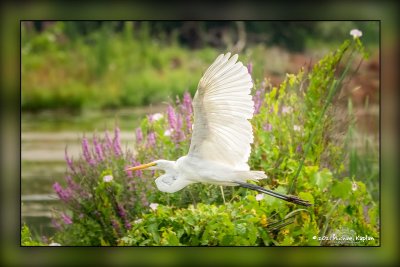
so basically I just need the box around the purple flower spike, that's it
[131,160,142,178]
[93,136,104,162]
[82,136,94,164]
[167,105,177,130]
[135,127,143,144]
[253,88,265,115]
[247,62,253,75]
[183,92,193,115]
[174,113,185,142]
[113,127,122,156]
[53,182,72,202]
[124,221,132,230]
[147,131,156,148]
[65,175,79,191]
[64,147,74,172]
[61,213,73,225]
[125,167,133,178]
[182,92,193,133]
[117,204,127,219]
[104,130,113,152]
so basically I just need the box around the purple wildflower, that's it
[253,88,265,114]
[263,123,273,132]
[78,162,86,176]
[125,166,133,178]
[53,182,72,202]
[167,104,185,143]
[135,127,143,144]
[167,105,177,130]
[64,147,74,172]
[173,113,185,142]
[64,175,79,191]
[93,135,104,162]
[124,221,132,230]
[104,130,113,151]
[182,92,193,133]
[117,204,127,219]
[131,160,142,178]
[113,127,122,156]
[61,213,73,225]
[51,218,62,230]
[247,62,253,75]
[296,145,302,153]
[147,131,156,148]
[82,136,95,165]
[182,92,193,115]
[147,114,154,124]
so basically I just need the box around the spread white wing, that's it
[188,53,254,171]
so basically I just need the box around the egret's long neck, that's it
[156,160,177,173]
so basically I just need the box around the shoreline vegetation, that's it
[22,21,379,246]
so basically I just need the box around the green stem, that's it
[288,49,356,195]
[321,199,341,243]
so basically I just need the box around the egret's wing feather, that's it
[188,53,254,170]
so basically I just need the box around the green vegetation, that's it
[22,37,379,246]
[21,224,46,246]
[21,21,378,111]
[22,22,217,111]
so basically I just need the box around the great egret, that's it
[127,53,311,207]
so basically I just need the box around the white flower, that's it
[352,181,358,191]
[164,129,173,136]
[256,194,264,201]
[293,125,301,131]
[103,175,113,182]
[350,29,362,39]
[152,113,163,121]
[149,203,159,211]
[49,242,61,246]
[134,219,143,224]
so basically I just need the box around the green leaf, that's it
[221,234,234,246]
[331,178,352,199]
[235,223,247,236]
[311,169,332,190]
[298,192,315,205]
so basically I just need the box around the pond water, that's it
[21,106,165,238]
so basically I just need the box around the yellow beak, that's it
[125,162,156,171]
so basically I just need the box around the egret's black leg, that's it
[266,216,296,232]
[235,181,312,207]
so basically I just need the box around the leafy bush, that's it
[21,224,46,246]
[50,37,378,246]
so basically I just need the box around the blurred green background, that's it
[21,21,379,112]
[0,0,398,266]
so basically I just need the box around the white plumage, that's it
[189,52,254,171]
[127,53,311,207]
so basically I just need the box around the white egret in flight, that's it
[127,53,310,206]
